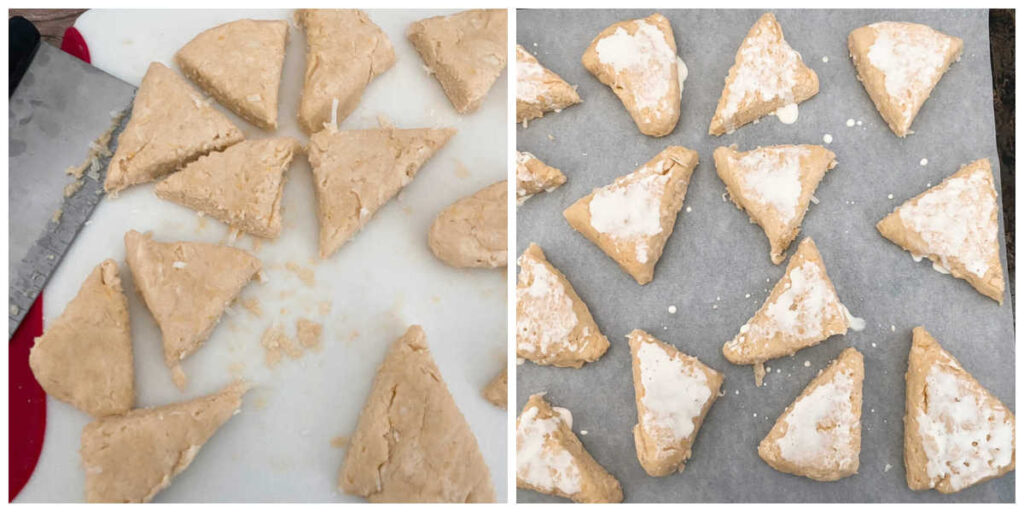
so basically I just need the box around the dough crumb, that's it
[318,300,332,315]
[296,318,323,351]
[285,262,316,286]
[241,298,263,317]
[261,325,302,367]
[454,160,470,179]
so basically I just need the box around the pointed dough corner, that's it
[482,367,507,409]
[516,45,581,124]
[516,151,567,204]
[428,180,508,268]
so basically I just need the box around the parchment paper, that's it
[516,9,1013,503]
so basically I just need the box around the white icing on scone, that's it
[517,404,583,495]
[721,19,803,124]
[588,163,669,265]
[516,254,580,359]
[595,20,677,119]
[867,22,952,122]
[637,340,711,451]
[734,146,810,224]
[776,369,858,470]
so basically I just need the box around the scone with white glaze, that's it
[517,45,581,125]
[516,151,566,204]
[759,347,863,481]
[428,181,507,268]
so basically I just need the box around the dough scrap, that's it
[516,44,581,124]
[428,180,507,268]
[482,367,507,409]
[516,151,566,205]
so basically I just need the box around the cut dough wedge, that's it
[308,126,455,259]
[175,19,289,129]
[155,137,302,238]
[709,13,818,136]
[516,243,610,368]
[408,9,508,114]
[582,13,682,137]
[105,62,244,193]
[904,327,1015,494]
[482,367,507,409]
[714,144,837,264]
[339,325,494,502]
[849,22,963,137]
[629,329,723,477]
[759,347,863,481]
[81,381,247,503]
[517,394,623,503]
[29,260,133,417]
[563,146,698,285]
[516,151,566,205]
[723,238,855,386]
[517,44,581,125]
[428,180,507,268]
[296,9,395,134]
[877,158,1003,303]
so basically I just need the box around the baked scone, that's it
[175,19,289,130]
[296,9,395,134]
[307,126,455,259]
[516,151,566,205]
[517,394,623,503]
[849,22,963,137]
[105,62,244,193]
[81,381,247,502]
[124,230,261,389]
[428,180,507,268]
[904,327,1015,494]
[155,137,302,238]
[28,260,133,417]
[408,9,508,114]
[563,146,698,285]
[723,238,855,386]
[516,243,610,368]
[629,329,723,477]
[581,13,682,137]
[758,347,863,481]
[482,367,507,409]
[709,13,818,136]
[877,158,1003,303]
[516,44,581,125]
[714,144,837,264]
[339,325,494,502]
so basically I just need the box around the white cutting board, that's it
[17,9,508,503]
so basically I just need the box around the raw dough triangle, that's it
[709,13,818,136]
[105,62,244,193]
[296,9,395,134]
[175,19,289,129]
[849,22,963,137]
[759,347,863,481]
[582,13,682,137]
[307,126,455,259]
[124,230,261,387]
[339,325,494,502]
[29,260,133,417]
[155,138,302,238]
[904,327,1015,494]
[877,158,1003,303]
[482,367,507,409]
[629,329,723,477]
[714,144,837,264]
[516,151,566,204]
[407,9,508,114]
[516,45,581,125]
[428,180,508,269]
[516,243,610,368]
[723,238,854,386]
[563,146,698,285]
[517,393,623,503]
[81,381,247,502]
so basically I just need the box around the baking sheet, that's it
[516,9,1013,503]
[16,9,507,503]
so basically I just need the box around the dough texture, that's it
[428,180,507,268]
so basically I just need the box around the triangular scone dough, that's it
[582,13,682,137]
[407,10,508,114]
[296,9,395,134]
[517,45,581,125]
[81,381,246,502]
[516,243,610,368]
[175,19,289,130]
[482,367,507,409]
[759,347,863,481]
[155,138,302,238]
[516,151,566,205]
[877,158,1003,303]
[723,238,854,386]
[124,230,260,387]
[714,144,837,264]
[517,394,623,503]
[709,13,818,136]
[105,62,244,193]
[428,181,508,268]
[904,327,1015,494]
[849,22,963,137]
[563,146,698,285]
[629,329,723,477]
[308,126,455,259]
[339,326,494,502]
[29,260,133,417]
